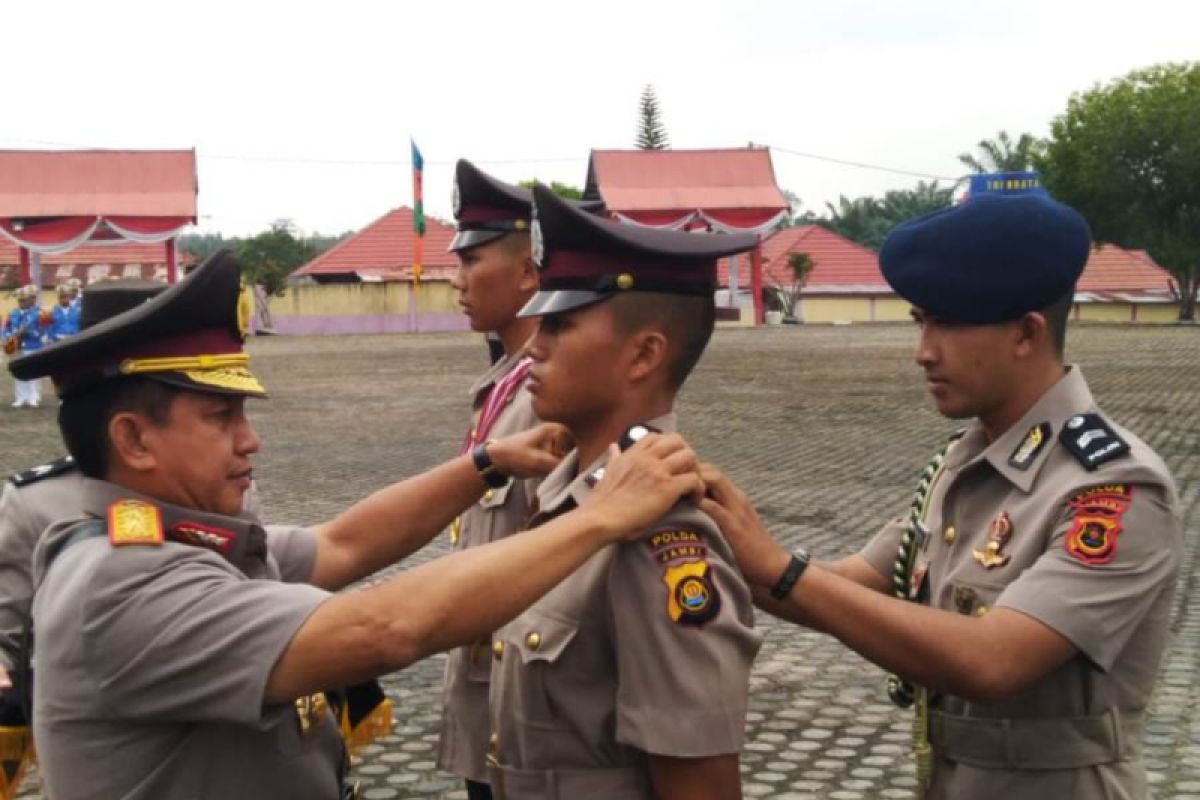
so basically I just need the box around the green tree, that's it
[819,181,954,250]
[1037,62,1200,321]
[958,130,1043,174]
[770,251,816,321]
[777,189,818,229]
[236,221,318,297]
[517,180,584,200]
[636,85,669,150]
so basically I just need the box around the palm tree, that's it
[958,131,1043,174]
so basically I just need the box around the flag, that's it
[411,140,425,285]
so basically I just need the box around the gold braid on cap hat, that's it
[118,353,250,375]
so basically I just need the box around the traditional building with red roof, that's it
[277,207,466,335]
[721,227,1181,324]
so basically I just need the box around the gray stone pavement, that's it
[3,323,1198,798]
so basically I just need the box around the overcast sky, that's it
[4,0,1196,236]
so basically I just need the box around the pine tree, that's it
[636,85,669,150]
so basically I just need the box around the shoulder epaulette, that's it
[1059,413,1130,471]
[8,455,77,488]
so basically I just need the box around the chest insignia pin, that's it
[972,511,1013,569]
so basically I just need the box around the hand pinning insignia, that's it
[1064,484,1133,565]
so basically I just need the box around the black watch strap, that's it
[472,440,510,489]
[769,550,810,599]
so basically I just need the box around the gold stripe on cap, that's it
[119,353,250,375]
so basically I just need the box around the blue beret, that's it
[880,193,1092,323]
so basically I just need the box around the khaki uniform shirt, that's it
[487,413,762,799]
[0,462,266,672]
[861,367,1182,800]
[31,478,341,800]
[438,350,541,783]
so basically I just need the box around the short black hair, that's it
[1041,289,1074,359]
[608,292,716,390]
[57,378,181,478]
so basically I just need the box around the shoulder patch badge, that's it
[1064,484,1133,565]
[107,499,164,547]
[662,560,721,627]
[8,455,76,487]
[1059,413,1129,471]
[1008,423,1052,470]
[649,529,721,626]
[646,529,709,565]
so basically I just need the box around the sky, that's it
[3,0,1197,237]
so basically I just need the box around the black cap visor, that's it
[517,289,612,318]
[449,229,508,253]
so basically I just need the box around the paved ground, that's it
[3,323,1198,799]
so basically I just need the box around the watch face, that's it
[531,218,545,269]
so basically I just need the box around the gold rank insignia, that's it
[972,511,1012,569]
[107,499,164,547]
[662,559,721,627]
[1007,422,1051,470]
[449,516,462,546]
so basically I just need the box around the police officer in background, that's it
[0,280,170,691]
[484,185,762,799]
[11,250,705,800]
[440,160,604,800]
[47,283,80,343]
[3,286,47,407]
[702,191,1182,799]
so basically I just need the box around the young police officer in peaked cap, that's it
[10,250,706,800]
[483,185,762,800]
[440,160,607,800]
[703,189,1182,799]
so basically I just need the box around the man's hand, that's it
[583,433,704,542]
[698,463,790,588]
[487,422,573,479]
[0,666,10,691]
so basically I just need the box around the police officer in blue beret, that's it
[702,190,1182,799]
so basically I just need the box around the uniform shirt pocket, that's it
[500,610,583,730]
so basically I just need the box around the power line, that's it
[769,145,961,182]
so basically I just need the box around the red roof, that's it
[1077,245,1173,292]
[291,208,459,281]
[0,240,183,288]
[0,150,197,219]
[720,225,885,291]
[584,148,787,228]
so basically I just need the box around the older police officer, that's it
[11,250,705,800]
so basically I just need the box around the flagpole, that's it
[411,139,425,334]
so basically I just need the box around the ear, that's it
[626,328,669,384]
[107,412,159,473]
[1014,312,1048,359]
[516,253,539,293]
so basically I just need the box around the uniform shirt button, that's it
[492,640,504,660]
[525,632,542,651]
[943,525,957,544]
[483,489,495,502]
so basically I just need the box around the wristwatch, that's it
[769,549,810,599]
[472,440,510,489]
